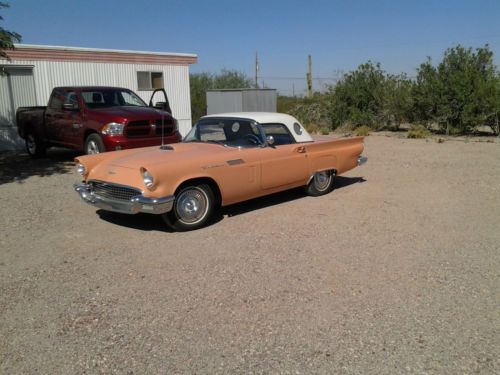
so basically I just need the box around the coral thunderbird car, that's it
[74,113,367,231]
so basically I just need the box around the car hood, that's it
[107,142,234,169]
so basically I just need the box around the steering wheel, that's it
[244,134,261,145]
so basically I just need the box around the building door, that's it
[0,66,37,150]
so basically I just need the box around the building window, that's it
[137,71,164,90]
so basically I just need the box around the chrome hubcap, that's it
[175,188,208,224]
[27,135,36,154]
[314,171,331,191]
[87,140,100,154]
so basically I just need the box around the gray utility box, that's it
[206,89,277,114]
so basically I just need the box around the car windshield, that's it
[184,118,264,148]
[81,89,147,108]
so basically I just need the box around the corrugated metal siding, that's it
[1,59,193,139]
[242,90,277,112]
[207,90,277,115]
[0,67,36,149]
[206,91,243,114]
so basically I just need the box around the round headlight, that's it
[142,169,154,188]
[77,164,86,176]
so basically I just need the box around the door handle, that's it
[295,146,306,153]
[72,123,82,129]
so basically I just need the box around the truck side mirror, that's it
[154,102,169,111]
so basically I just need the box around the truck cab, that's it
[17,86,181,157]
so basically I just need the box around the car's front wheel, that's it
[162,184,215,231]
[305,170,334,196]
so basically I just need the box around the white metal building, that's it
[207,89,277,115]
[0,44,197,150]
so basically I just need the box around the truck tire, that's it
[305,170,334,196]
[162,184,215,231]
[25,132,46,158]
[84,134,105,155]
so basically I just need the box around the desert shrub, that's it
[355,125,372,136]
[304,123,320,134]
[413,45,500,135]
[320,127,330,135]
[407,124,431,139]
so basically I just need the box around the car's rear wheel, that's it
[84,134,105,155]
[162,184,214,231]
[306,170,334,196]
[25,132,46,158]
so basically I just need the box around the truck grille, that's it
[126,120,151,137]
[90,180,141,201]
[154,119,173,135]
[125,119,174,138]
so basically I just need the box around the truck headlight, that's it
[77,164,86,176]
[142,168,154,189]
[102,122,125,135]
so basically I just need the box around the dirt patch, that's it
[0,136,499,373]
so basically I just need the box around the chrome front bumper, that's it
[358,156,368,166]
[74,183,174,215]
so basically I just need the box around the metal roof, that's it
[14,44,197,58]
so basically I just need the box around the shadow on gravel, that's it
[95,176,366,232]
[221,176,366,218]
[96,211,174,232]
[0,149,78,185]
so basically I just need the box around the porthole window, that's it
[231,122,240,133]
[293,122,303,135]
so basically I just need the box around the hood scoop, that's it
[159,145,174,151]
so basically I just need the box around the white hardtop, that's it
[201,112,313,143]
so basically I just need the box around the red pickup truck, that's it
[16,86,182,157]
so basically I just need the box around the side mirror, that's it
[266,135,275,146]
[154,101,169,111]
[63,103,79,111]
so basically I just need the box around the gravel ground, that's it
[0,135,499,374]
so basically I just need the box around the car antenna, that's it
[159,100,172,150]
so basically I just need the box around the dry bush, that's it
[408,124,431,139]
[355,125,372,136]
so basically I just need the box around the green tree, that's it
[384,73,414,128]
[0,2,21,59]
[190,69,254,122]
[414,45,500,135]
[327,61,389,130]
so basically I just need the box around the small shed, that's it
[0,44,197,150]
[206,88,277,115]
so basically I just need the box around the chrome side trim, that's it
[358,156,368,166]
[74,183,174,215]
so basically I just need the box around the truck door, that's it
[45,89,83,147]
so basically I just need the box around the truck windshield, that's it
[81,89,147,108]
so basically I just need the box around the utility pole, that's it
[306,55,313,97]
[255,51,259,88]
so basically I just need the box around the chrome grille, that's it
[90,181,141,201]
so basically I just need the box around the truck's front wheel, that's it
[84,134,105,155]
[25,132,46,158]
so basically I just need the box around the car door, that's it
[259,124,310,190]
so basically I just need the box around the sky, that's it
[3,0,500,95]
